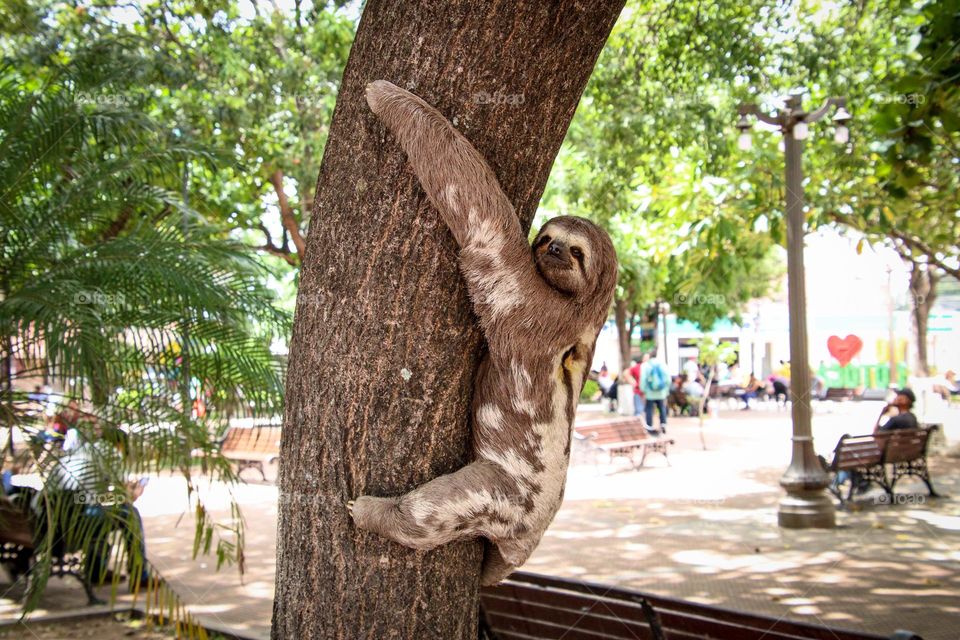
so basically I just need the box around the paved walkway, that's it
[4,401,959,639]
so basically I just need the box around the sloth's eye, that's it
[535,235,552,249]
[570,247,584,259]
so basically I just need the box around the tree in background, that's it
[692,337,738,449]
[540,0,786,361]
[1,0,355,283]
[836,0,958,375]
[724,0,958,376]
[0,40,286,609]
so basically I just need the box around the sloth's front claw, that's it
[365,80,396,115]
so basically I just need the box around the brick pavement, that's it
[3,402,958,639]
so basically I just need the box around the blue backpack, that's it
[645,363,668,392]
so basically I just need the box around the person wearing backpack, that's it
[640,351,670,435]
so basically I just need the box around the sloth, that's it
[349,80,618,586]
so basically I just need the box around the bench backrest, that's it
[574,418,649,445]
[831,427,935,470]
[481,572,900,640]
[878,427,933,465]
[824,387,856,401]
[0,498,33,547]
[831,434,885,470]
[858,388,889,402]
[221,427,281,453]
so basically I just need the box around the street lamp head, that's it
[832,106,852,124]
[792,120,809,141]
[736,112,753,151]
[834,124,850,144]
[832,105,851,145]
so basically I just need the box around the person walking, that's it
[641,352,670,434]
[627,355,648,418]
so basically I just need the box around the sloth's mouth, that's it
[538,252,571,269]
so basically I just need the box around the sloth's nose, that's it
[548,241,565,256]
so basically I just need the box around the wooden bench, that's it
[825,426,939,504]
[480,571,923,639]
[857,388,889,402]
[881,426,939,496]
[0,491,102,605]
[573,417,674,468]
[822,387,856,402]
[219,426,281,482]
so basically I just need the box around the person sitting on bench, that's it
[874,388,919,433]
[44,425,150,587]
[833,387,921,496]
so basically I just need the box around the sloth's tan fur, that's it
[350,80,618,585]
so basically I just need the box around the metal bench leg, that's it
[638,598,666,640]
[639,446,649,468]
[912,459,939,497]
[257,461,267,482]
[76,572,105,606]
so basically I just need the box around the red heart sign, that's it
[827,335,863,367]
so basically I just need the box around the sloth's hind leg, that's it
[481,542,522,586]
[350,460,520,551]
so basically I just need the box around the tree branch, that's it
[268,169,307,257]
[256,222,299,266]
[888,228,960,281]
[826,210,960,282]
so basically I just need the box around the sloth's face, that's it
[532,216,617,301]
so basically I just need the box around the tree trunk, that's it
[697,368,713,450]
[627,309,639,352]
[614,297,631,370]
[272,2,625,639]
[908,261,938,376]
[648,305,659,353]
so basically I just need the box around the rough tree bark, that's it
[908,261,938,376]
[614,297,631,370]
[272,2,625,639]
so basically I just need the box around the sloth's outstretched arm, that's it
[366,81,537,328]
[350,460,521,554]
[365,80,526,255]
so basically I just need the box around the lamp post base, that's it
[778,491,836,529]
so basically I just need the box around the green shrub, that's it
[581,379,600,402]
